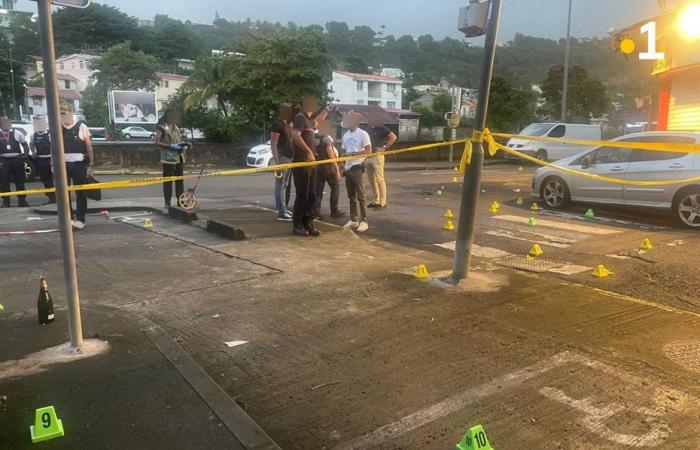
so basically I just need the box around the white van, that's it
[505,123,602,162]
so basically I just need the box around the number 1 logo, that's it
[639,21,665,61]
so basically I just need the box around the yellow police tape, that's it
[4,128,700,199]
[481,129,700,187]
[0,139,469,198]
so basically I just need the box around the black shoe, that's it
[293,225,309,237]
[305,224,321,237]
[330,210,346,218]
[367,203,381,208]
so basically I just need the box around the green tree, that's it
[0,38,25,117]
[541,65,608,121]
[136,15,203,60]
[183,55,240,116]
[7,13,40,63]
[487,76,534,133]
[53,3,137,54]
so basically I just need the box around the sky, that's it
[15,0,664,41]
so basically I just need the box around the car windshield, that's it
[518,123,554,137]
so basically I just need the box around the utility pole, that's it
[452,0,502,282]
[561,0,573,122]
[9,44,18,121]
[36,0,84,350]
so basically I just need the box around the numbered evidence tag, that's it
[29,405,65,443]
[456,424,494,450]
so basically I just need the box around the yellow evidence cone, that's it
[144,218,154,228]
[444,220,456,231]
[640,238,653,250]
[516,197,524,205]
[528,217,537,226]
[518,166,524,172]
[592,265,613,278]
[528,244,544,257]
[452,177,460,183]
[530,203,540,211]
[456,424,494,450]
[444,209,454,219]
[414,264,430,279]
[489,202,500,213]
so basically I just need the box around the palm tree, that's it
[183,56,239,117]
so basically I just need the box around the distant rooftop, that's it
[333,70,402,83]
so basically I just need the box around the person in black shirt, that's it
[30,116,55,204]
[271,103,294,221]
[366,122,397,209]
[290,95,335,237]
[0,116,30,208]
[313,119,344,219]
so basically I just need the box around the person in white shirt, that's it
[0,116,30,208]
[60,102,94,230]
[340,112,371,232]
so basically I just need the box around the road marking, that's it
[486,229,572,248]
[540,210,667,231]
[334,351,697,450]
[333,351,577,450]
[540,387,670,447]
[434,242,511,259]
[492,215,620,235]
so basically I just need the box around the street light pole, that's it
[452,0,502,282]
[8,44,18,121]
[561,0,573,122]
[36,0,84,350]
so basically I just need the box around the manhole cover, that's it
[663,340,700,373]
[495,255,565,273]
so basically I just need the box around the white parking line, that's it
[434,241,511,259]
[492,215,620,235]
[486,230,572,249]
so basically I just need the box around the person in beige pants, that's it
[366,122,397,209]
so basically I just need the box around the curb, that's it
[31,205,160,216]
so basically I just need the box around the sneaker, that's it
[344,220,360,228]
[293,225,309,236]
[277,211,293,222]
[72,220,86,230]
[305,224,321,237]
[330,210,347,218]
[356,221,369,233]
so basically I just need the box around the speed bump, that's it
[30,406,64,443]
[456,424,493,450]
[414,264,430,279]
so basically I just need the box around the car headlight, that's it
[259,147,271,154]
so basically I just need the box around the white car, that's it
[506,123,602,162]
[532,131,700,228]
[246,141,273,167]
[122,126,155,140]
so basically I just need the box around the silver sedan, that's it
[531,131,700,228]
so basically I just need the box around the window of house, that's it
[71,62,75,69]
[356,81,364,91]
[59,63,64,70]
[163,80,169,88]
[387,102,396,109]
[79,60,84,69]
[387,84,396,93]
[64,80,71,89]
[368,100,381,106]
[33,97,43,107]
[357,100,365,105]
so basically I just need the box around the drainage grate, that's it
[663,340,700,374]
[494,255,566,273]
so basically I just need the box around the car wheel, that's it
[24,160,37,181]
[673,187,700,229]
[535,149,548,162]
[124,134,131,139]
[541,176,570,209]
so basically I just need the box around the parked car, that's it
[532,131,700,228]
[246,141,273,167]
[183,128,204,140]
[89,127,109,141]
[121,126,155,140]
[506,123,602,162]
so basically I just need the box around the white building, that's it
[155,72,189,111]
[25,87,80,118]
[55,54,99,91]
[329,70,403,109]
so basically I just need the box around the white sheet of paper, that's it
[224,340,248,348]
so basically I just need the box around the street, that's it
[1,163,698,449]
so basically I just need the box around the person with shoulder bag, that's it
[155,109,187,213]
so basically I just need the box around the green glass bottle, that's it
[37,277,55,325]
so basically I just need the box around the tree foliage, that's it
[487,76,534,132]
[135,15,203,61]
[0,32,25,117]
[541,65,608,121]
[53,3,138,54]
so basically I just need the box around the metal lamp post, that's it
[561,0,573,122]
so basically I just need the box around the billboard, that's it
[108,90,158,124]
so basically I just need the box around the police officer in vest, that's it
[0,116,30,208]
[30,116,56,204]
[60,102,94,230]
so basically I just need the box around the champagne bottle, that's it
[37,277,55,325]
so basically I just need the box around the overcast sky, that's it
[16,0,663,41]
